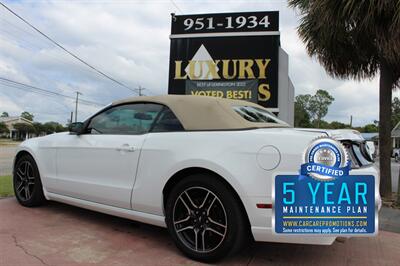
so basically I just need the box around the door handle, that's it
[116,144,135,152]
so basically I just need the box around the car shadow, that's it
[27,200,391,265]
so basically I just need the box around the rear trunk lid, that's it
[295,128,364,142]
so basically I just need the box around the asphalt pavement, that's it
[375,159,400,193]
[0,145,17,176]
[0,198,399,266]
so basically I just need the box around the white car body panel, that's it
[52,133,145,209]
[15,126,380,246]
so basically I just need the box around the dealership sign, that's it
[273,138,377,235]
[168,11,280,109]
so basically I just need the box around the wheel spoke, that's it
[174,215,190,225]
[184,191,198,209]
[16,183,24,193]
[24,187,30,199]
[23,162,28,175]
[194,229,198,251]
[206,217,226,238]
[198,191,210,209]
[208,217,227,230]
[176,225,194,233]
[205,227,225,237]
[27,164,33,176]
[206,197,217,215]
[16,171,24,181]
[17,168,25,179]
[178,196,191,215]
[201,230,206,251]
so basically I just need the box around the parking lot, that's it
[0,198,399,266]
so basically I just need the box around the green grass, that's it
[0,175,14,197]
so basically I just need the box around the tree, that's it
[363,124,379,133]
[0,122,8,134]
[13,123,35,133]
[317,120,330,129]
[21,111,34,121]
[294,94,312,127]
[294,90,334,128]
[42,122,66,134]
[289,0,400,198]
[1,112,9,117]
[329,121,349,129]
[13,123,35,140]
[32,122,45,136]
[308,90,335,127]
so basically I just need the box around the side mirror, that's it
[69,122,84,135]
[134,113,152,120]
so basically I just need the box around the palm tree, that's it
[288,0,400,198]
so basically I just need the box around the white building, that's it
[393,121,400,149]
[0,116,34,140]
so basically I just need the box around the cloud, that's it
[0,0,386,126]
[0,94,22,114]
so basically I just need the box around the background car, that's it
[13,95,379,261]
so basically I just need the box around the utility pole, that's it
[138,86,146,96]
[70,111,73,125]
[350,115,353,127]
[75,91,82,122]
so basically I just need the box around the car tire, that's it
[13,154,46,207]
[165,174,248,262]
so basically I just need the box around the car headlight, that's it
[341,140,374,168]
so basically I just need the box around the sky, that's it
[0,0,399,126]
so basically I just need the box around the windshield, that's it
[233,105,288,125]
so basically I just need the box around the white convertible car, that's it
[13,95,379,261]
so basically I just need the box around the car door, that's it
[54,103,164,209]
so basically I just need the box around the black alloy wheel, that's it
[166,174,248,262]
[13,155,46,207]
[173,186,228,253]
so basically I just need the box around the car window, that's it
[152,107,185,132]
[87,103,163,135]
[233,105,288,125]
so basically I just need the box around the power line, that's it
[0,77,105,107]
[0,82,102,108]
[0,24,131,91]
[170,0,183,14]
[0,77,104,106]
[0,2,140,94]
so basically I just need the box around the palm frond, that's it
[288,0,400,85]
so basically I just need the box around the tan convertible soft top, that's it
[112,95,288,130]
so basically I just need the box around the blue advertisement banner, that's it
[274,175,375,235]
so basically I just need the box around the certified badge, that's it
[301,137,350,181]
